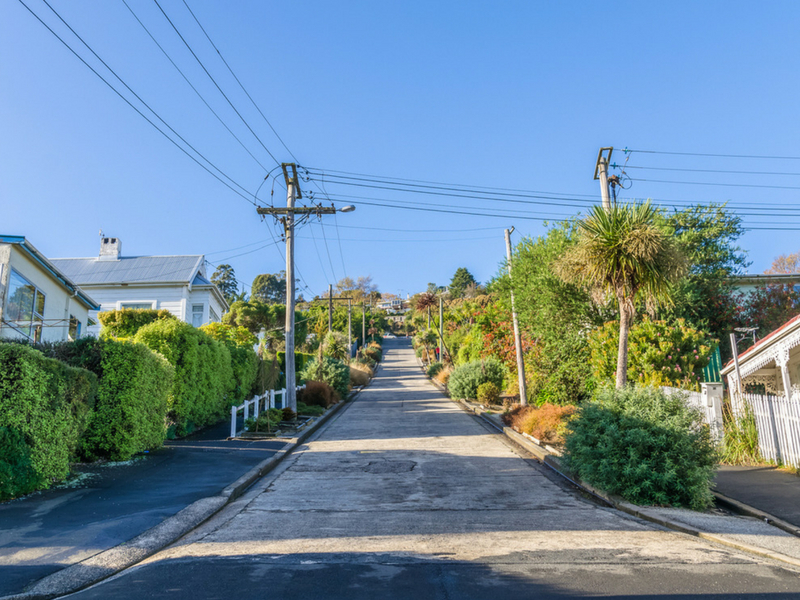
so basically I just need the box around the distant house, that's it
[0,235,99,343]
[731,273,800,296]
[51,237,227,337]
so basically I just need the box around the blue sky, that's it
[3,1,800,300]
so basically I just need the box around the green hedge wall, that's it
[134,319,233,435]
[0,344,97,496]
[277,351,315,382]
[80,340,174,461]
[98,308,177,339]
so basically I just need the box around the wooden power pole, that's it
[505,227,527,406]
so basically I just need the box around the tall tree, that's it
[449,268,477,299]
[766,251,800,274]
[210,264,239,304]
[251,272,286,304]
[660,203,749,357]
[557,202,685,388]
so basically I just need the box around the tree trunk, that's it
[616,300,633,389]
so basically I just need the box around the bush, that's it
[298,380,336,408]
[434,366,452,386]
[447,358,505,400]
[0,344,97,492]
[563,385,717,510]
[588,318,714,390]
[278,351,315,379]
[134,319,233,435]
[98,308,176,339]
[200,323,259,403]
[245,408,282,432]
[361,345,382,363]
[477,382,500,405]
[504,403,577,443]
[282,407,297,421]
[0,427,42,501]
[350,367,370,387]
[299,357,350,400]
[427,362,444,378]
[297,402,325,417]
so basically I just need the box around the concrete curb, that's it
[450,395,800,570]
[3,379,373,600]
[712,491,800,539]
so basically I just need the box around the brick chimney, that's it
[99,237,122,261]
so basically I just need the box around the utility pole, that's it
[593,147,613,211]
[505,227,528,406]
[256,163,355,412]
[328,284,333,332]
[439,295,444,362]
[362,302,366,348]
[347,299,352,358]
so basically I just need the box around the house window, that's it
[209,307,219,323]
[120,302,154,310]
[5,269,45,339]
[192,304,204,327]
[69,315,81,341]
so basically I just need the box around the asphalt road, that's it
[66,338,800,599]
[0,417,284,597]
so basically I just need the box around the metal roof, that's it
[50,255,204,285]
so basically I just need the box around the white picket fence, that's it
[661,383,724,442]
[229,385,306,438]
[734,392,800,468]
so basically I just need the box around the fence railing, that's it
[662,383,724,442]
[734,392,800,468]
[229,385,306,439]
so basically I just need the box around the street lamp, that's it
[339,205,356,213]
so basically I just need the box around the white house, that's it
[0,235,99,343]
[50,237,227,337]
[722,313,800,400]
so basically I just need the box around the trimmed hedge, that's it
[278,351,314,378]
[98,308,176,339]
[447,358,505,400]
[80,340,174,461]
[0,344,97,494]
[0,427,40,500]
[563,385,717,510]
[134,319,233,435]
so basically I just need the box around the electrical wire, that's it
[152,0,281,167]
[20,0,260,205]
[616,164,800,177]
[622,148,800,160]
[120,0,271,173]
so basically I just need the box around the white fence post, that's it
[230,405,237,439]
[701,383,724,442]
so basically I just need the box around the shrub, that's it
[447,358,505,400]
[477,382,500,405]
[282,407,297,421]
[134,319,233,435]
[435,365,452,386]
[245,408,282,432]
[98,308,176,339]
[299,357,350,400]
[504,403,577,443]
[719,401,762,465]
[0,344,97,491]
[277,351,315,379]
[323,332,349,360]
[563,385,717,510]
[297,402,325,417]
[200,323,259,403]
[588,318,714,390]
[361,345,382,363]
[351,360,374,378]
[0,427,42,501]
[298,380,336,408]
[81,340,174,460]
[350,367,370,387]
[427,362,444,378]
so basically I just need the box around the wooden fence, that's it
[734,392,800,468]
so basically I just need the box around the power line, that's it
[120,0,271,173]
[152,0,281,167]
[616,164,800,177]
[180,0,298,164]
[22,0,260,205]
[630,178,800,191]
[622,148,800,161]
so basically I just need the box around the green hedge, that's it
[0,344,97,495]
[278,351,314,378]
[134,319,233,435]
[563,385,717,510]
[447,358,505,400]
[80,340,174,461]
[98,308,176,339]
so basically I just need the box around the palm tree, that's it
[556,202,685,388]
[415,292,438,329]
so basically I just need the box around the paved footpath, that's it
[0,418,284,597]
[67,339,800,599]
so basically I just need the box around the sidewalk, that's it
[0,419,285,598]
[714,465,800,529]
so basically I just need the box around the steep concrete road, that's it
[68,338,800,599]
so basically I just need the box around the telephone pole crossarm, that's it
[256,206,336,216]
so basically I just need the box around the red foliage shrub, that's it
[298,380,336,408]
[502,403,577,444]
